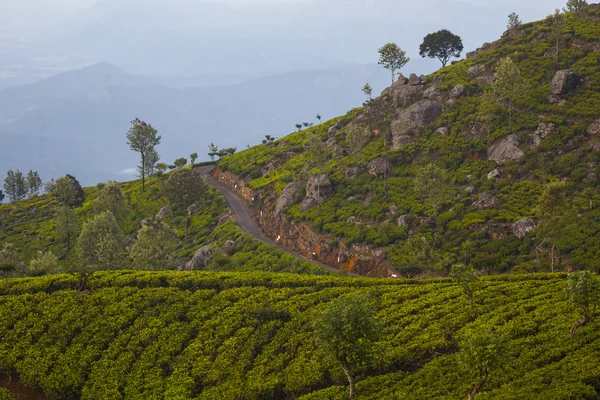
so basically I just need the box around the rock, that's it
[392,134,414,149]
[512,218,536,239]
[391,84,425,107]
[222,240,236,255]
[300,197,319,212]
[445,98,457,109]
[408,73,421,86]
[474,74,496,85]
[465,186,475,193]
[473,193,502,209]
[388,205,399,216]
[396,73,408,85]
[550,69,582,95]
[466,51,477,60]
[470,121,484,138]
[436,127,449,135]
[587,120,600,136]
[347,216,357,224]
[344,167,359,179]
[367,158,392,176]
[467,65,487,78]
[274,182,302,215]
[184,245,213,270]
[423,85,442,100]
[528,133,542,149]
[124,234,137,248]
[449,84,465,99]
[548,94,567,105]
[535,123,556,138]
[400,99,443,126]
[306,174,333,200]
[218,213,234,225]
[397,215,409,227]
[140,218,152,228]
[419,75,428,85]
[333,145,345,158]
[328,120,344,136]
[261,160,278,177]
[187,202,200,216]
[325,138,336,148]
[488,134,525,164]
[156,204,172,218]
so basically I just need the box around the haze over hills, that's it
[0,61,399,185]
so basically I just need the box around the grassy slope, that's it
[0,271,598,399]
[218,7,600,275]
[0,173,327,276]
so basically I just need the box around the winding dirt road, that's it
[196,166,341,274]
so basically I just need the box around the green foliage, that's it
[3,170,27,202]
[568,270,600,319]
[565,0,588,13]
[25,170,42,195]
[27,251,60,276]
[451,264,480,308]
[362,83,373,100]
[0,243,22,276]
[163,168,207,210]
[190,152,199,165]
[377,43,409,83]
[419,29,464,67]
[507,12,522,30]
[414,164,453,219]
[0,388,15,400]
[77,211,124,272]
[126,118,161,191]
[52,175,85,207]
[174,157,187,168]
[94,182,126,220]
[130,220,178,270]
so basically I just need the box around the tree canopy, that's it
[419,29,463,67]
[377,43,409,84]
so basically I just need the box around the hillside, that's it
[0,271,599,399]
[214,5,600,277]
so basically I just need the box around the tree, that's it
[44,179,56,194]
[451,264,479,308]
[130,219,178,270]
[163,168,207,210]
[208,143,219,161]
[26,170,42,195]
[95,182,126,220]
[3,170,27,202]
[346,125,370,166]
[547,9,565,64]
[378,42,410,84]
[0,190,4,203]
[492,57,521,133]
[536,182,567,271]
[460,329,507,400]
[303,122,310,128]
[190,152,198,165]
[0,243,21,275]
[28,251,59,276]
[77,211,124,271]
[419,29,463,68]
[362,83,373,100]
[507,12,522,30]
[314,293,380,398]
[414,164,453,221]
[55,206,78,252]
[565,0,588,12]
[316,114,322,123]
[295,123,303,132]
[126,118,161,193]
[142,147,160,178]
[52,175,85,208]
[174,157,188,168]
[568,271,600,336]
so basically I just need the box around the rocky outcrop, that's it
[488,134,525,164]
[588,120,600,136]
[423,85,443,101]
[367,158,392,176]
[512,218,536,239]
[550,69,582,95]
[391,83,424,107]
[397,215,409,227]
[222,240,236,255]
[218,213,234,225]
[156,204,171,218]
[473,193,502,210]
[300,197,319,213]
[306,174,333,200]
[535,123,556,138]
[261,160,278,177]
[468,65,487,78]
[274,182,302,215]
[183,245,213,270]
[344,167,359,179]
[449,84,465,99]
[468,64,495,84]
[328,120,344,136]
[391,100,443,149]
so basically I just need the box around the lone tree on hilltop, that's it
[190,152,198,165]
[362,83,373,100]
[174,157,188,169]
[295,123,303,132]
[314,293,380,398]
[208,143,219,161]
[3,170,27,202]
[26,170,42,195]
[419,29,464,67]
[316,114,322,123]
[568,270,600,336]
[565,0,588,12]
[126,118,161,193]
[507,12,522,31]
[378,42,409,84]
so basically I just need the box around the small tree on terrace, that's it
[174,158,188,168]
[130,219,178,270]
[190,152,198,165]
[507,12,522,31]
[419,29,464,67]
[314,293,380,398]
[378,42,410,84]
[55,206,78,252]
[77,211,124,273]
[126,118,161,193]
[208,143,219,161]
[492,57,521,133]
[451,264,479,308]
[568,270,600,336]
[95,182,126,220]
[26,170,42,195]
[460,329,507,400]
[362,83,373,100]
[565,0,588,12]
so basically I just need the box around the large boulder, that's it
[468,65,487,78]
[488,134,525,164]
[401,100,443,126]
[423,85,443,100]
[328,120,344,136]
[183,245,213,270]
[367,158,392,176]
[550,69,582,95]
[391,84,425,107]
[408,73,421,86]
[306,174,333,200]
[473,193,502,210]
[299,197,319,212]
[156,204,172,219]
[222,240,236,255]
[449,84,465,99]
[274,182,302,215]
[512,218,536,239]
[588,120,600,136]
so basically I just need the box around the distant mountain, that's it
[0,61,420,185]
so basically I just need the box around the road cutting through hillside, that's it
[196,166,350,275]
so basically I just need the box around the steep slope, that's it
[1,272,599,399]
[214,5,600,277]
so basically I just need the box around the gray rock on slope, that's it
[274,182,302,215]
[183,245,213,270]
[512,218,536,239]
[550,69,582,95]
[488,134,525,164]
